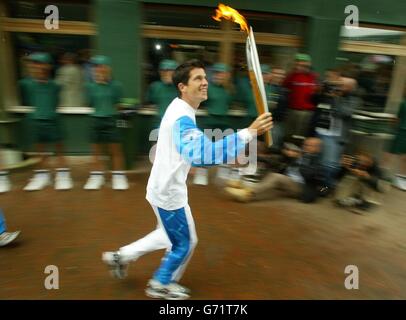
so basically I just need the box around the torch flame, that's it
[212,3,249,33]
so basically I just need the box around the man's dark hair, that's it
[172,59,205,97]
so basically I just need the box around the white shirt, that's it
[55,64,85,107]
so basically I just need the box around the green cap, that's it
[212,63,230,72]
[295,53,311,62]
[159,59,178,70]
[90,55,112,66]
[29,52,52,64]
[260,64,271,74]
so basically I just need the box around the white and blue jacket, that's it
[146,97,253,210]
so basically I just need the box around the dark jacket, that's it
[268,84,289,122]
[337,159,387,191]
[309,91,361,144]
[299,152,326,203]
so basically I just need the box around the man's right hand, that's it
[248,113,273,137]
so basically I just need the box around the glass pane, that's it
[231,43,298,111]
[6,0,92,22]
[234,43,299,71]
[243,13,305,37]
[143,3,305,37]
[143,4,218,29]
[341,26,406,45]
[143,38,220,97]
[12,33,93,79]
[336,51,395,112]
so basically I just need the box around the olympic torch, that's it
[213,3,273,146]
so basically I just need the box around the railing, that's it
[6,105,249,117]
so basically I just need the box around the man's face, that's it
[93,64,111,83]
[283,148,301,158]
[262,72,272,84]
[295,60,310,73]
[271,68,286,85]
[179,68,208,105]
[213,71,230,85]
[32,62,50,80]
[340,77,357,94]
[325,70,340,83]
[303,138,321,154]
[160,70,174,84]
[26,61,36,78]
[357,154,373,169]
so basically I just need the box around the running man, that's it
[102,59,273,300]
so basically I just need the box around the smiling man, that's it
[102,59,273,300]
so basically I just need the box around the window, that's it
[143,3,305,36]
[336,51,395,112]
[143,4,217,29]
[339,25,406,113]
[234,43,298,71]
[141,4,303,109]
[12,33,92,79]
[1,0,95,108]
[341,26,406,45]
[6,0,92,22]
[143,38,220,95]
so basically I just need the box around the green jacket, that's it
[86,80,122,117]
[235,76,257,118]
[19,78,61,120]
[146,81,178,118]
[205,82,232,116]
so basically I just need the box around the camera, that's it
[349,156,359,169]
[323,81,341,95]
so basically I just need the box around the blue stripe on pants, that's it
[153,207,191,285]
[0,209,6,234]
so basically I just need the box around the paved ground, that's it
[1,160,406,299]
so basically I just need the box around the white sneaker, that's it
[54,169,73,190]
[394,176,406,191]
[24,170,51,191]
[0,231,20,247]
[112,172,129,190]
[145,279,191,300]
[401,178,406,190]
[193,168,208,185]
[398,178,406,191]
[0,172,11,193]
[84,172,105,190]
[336,197,363,207]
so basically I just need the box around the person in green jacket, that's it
[205,63,233,131]
[191,63,234,186]
[19,52,73,191]
[235,64,272,131]
[235,71,257,127]
[84,55,128,190]
[145,59,178,121]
